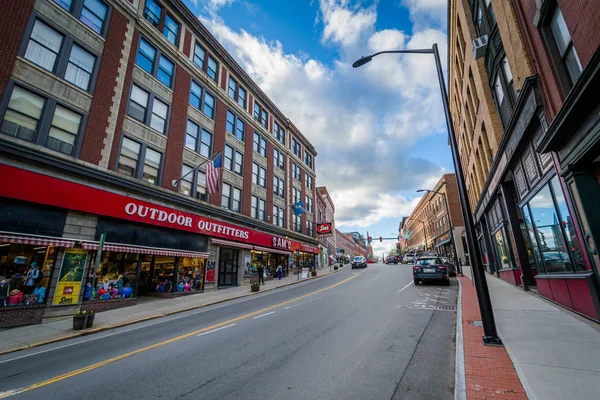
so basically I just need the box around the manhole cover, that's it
[434,305,456,311]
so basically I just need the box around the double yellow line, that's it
[0,272,361,398]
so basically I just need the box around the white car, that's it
[351,256,367,269]
[404,253,415,264]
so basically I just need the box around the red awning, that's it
[81,242,209,259]
[211,238,254,250]
[253,245,292,255]
[0,232,75,248]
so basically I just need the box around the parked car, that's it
[403,253,415,264]
[352,256,367,269]
[413,256,450,285]
[367,259,375,264]
[440,257,456,277]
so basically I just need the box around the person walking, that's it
[277,264,283,280]
[257,264,265,285]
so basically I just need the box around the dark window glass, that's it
[254,103,260,121]
[194,43,205,70]
[234,151,243,175]
[65,44,96,91]
[136,39,156,74]
[235,118,245,141]
[200,129,212,158]
[226,111,235,134]
[157,55,174,87]
[207,57,217,81]
[80,0,108,34]
[190,81,202,109]
[238,87,246,108]
[54,0,73,11]
[549,7,582,86]
[143,0,161,28]
[185,120,198,151]
[1,87,45,142]
[203,92,215,119]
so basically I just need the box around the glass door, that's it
[218,249,239,287]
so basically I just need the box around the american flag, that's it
[206,153,222,194]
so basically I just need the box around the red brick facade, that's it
[0,0,33,97]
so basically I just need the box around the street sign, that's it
[317,222,333,235]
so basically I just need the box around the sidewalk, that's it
[459,269,600,400]
[0,265,344,356]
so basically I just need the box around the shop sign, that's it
[53,248,87,306]
[272,236,292,250]
[1,164,320,254]
[316,223,333,235]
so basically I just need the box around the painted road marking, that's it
[253,311,275,319]
[0,271,362,399]
[372,274,379,280]
[196,324,236,337]
[284,304,299,310]
[398,281,413,293]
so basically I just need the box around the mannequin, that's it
[0,279,9,306]
[24,262,40,294]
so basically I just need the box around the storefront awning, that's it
[81,242,209,258]
[435,239,451,247]
[0,232,76,248]
[211,238,254,250]
[253,245,292,255]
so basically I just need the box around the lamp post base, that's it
[483,336,503,346]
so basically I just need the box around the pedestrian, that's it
[257,264,265,285]
[277,264,283,280]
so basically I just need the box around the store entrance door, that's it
[218,248,239,287]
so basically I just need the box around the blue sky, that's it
[186,0,452,257]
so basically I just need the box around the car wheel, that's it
[413,279,419,285]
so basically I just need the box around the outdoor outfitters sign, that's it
[0,164,319,254]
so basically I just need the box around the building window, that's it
[226,110,245,142]
[180,164,207,201]
[492,56,515,126]
[184,120,212,158]
[25,20,64,73]
[1,85,85,156]
[189,80,215,119]
[274,176,285,198]
[546,6,582,89]
[136,38,175,88]
[292,138,301,158]
[193,43,206,70]
[306,220,314,237]
[228,78,247,109]
[293,214,302,233]
[207,57,218,81]
[306,174,313,190]
[221,184,241,211]
[292,162,301,181]
[293,187,301,204]
[274,148,285,170]
[117,137,162,185]
[224,145,243,176]
[143,0,161,28]
[252,163,266,188]
[47,105,81,155]
[254,102,268,129]
[304,152,313,168]
[474,0,495,36]
[54,0,109,35]
[273,206,284,228]
[24,20,98,92]
[274,121,285,145]
[253,132,267,157]
[163,14,179,46]
[305,196,313,213]
[127,84,170,135]
[251,196,266,220]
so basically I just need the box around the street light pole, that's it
[353,44,501,345]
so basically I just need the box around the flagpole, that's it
[171,151,222,188]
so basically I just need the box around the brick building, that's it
[403,174,466,263]
[316,186,335,267]
[449,0,600,321]
[0,0,319,327]
[335,229,354,262]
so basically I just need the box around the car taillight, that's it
[413,266,419,271]
[438,265,446,271]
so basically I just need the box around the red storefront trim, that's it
[0,232,75,248]
[0,164,319,255]
[81,241,209,259]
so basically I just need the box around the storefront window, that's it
[522,206,543,270]
[151,255,176,293]
[251,251,271,276]
[528,184,572,273]
[294,252,315,272]
[87,252,138,300]
[493,228,513,269]
[550,177,585,271]
[177,257,205,291]
[0,243,54,305]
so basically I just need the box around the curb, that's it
[454,277,466,400]
[0,266,345,356]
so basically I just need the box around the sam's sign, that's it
[317,223,333,235]
[272,236,292,250]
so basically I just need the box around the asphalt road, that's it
[0,263,458,400]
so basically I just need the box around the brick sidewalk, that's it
[459,276,527,400]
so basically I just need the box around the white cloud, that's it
[319,0,377,48]
[401,0,447,28]
[197,1,448,228]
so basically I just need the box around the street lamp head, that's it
[416,189,427,193]
[352,55,373,68]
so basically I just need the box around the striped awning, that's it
[211,238,254,250]
[0,232,75,248]
[81,242,209,259]
[253,245,292,255]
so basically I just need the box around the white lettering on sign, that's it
[272,236,292,250]
[125,203,194,228]
[197,220,249,239]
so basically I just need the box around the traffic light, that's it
[368,236,372,243]
[379,236,382,242]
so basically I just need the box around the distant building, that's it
[335,229,355,261]
[316,186,336,267]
